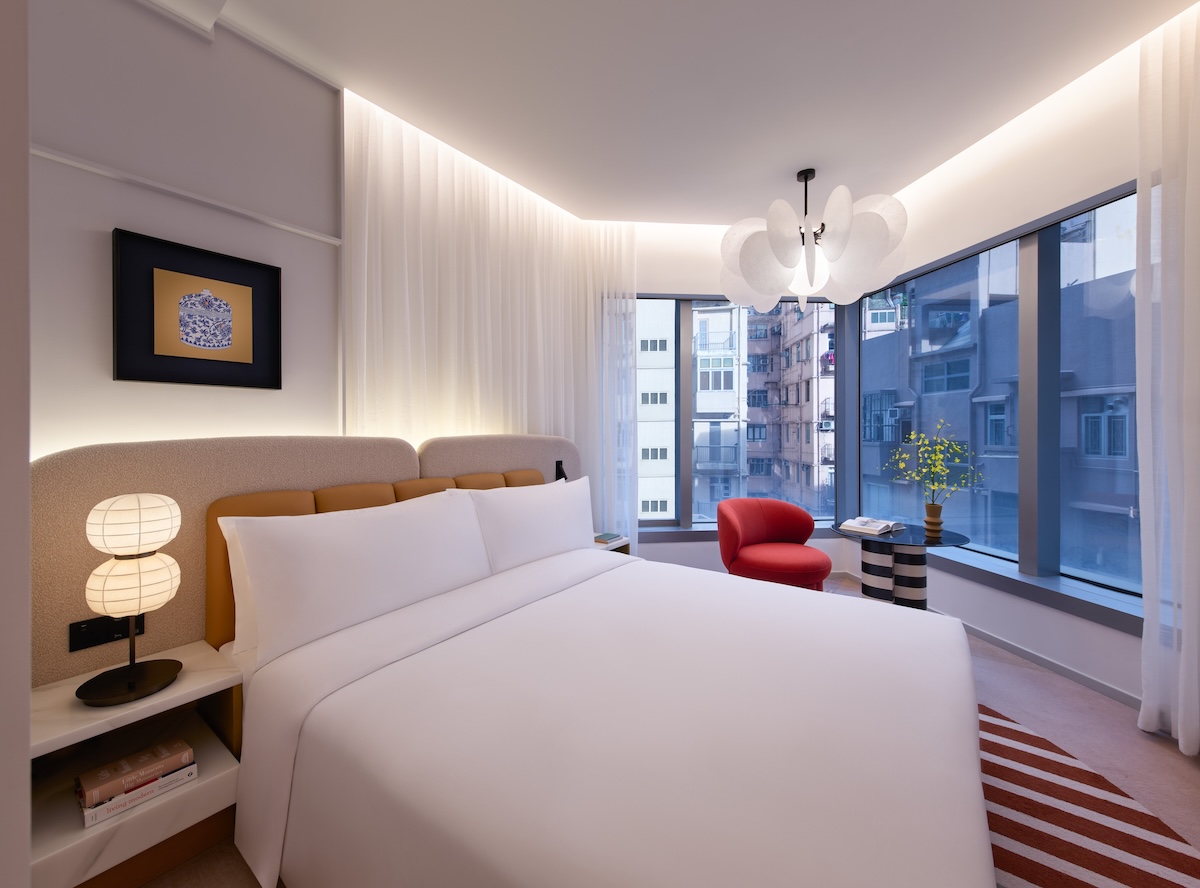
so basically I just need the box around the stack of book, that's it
[75,737,197,828]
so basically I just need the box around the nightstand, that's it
[595,535,631,555]
[31,641,242,888]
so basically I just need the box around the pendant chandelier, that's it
[720,168,907,312]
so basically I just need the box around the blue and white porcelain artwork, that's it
[178,289,233,349]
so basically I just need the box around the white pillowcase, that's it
[218,491,492,671]
[468,476,595,573]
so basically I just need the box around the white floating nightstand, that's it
[31,641,242,888]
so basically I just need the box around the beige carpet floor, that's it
[142,574,1200,888]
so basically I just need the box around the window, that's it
[986,402,1008,447]
[698,357,734,391]
[636,298,837,526]
[1059,196,1138,589]
[864,239,1018,561]
[861,392,897,443]
[641,447,668,460]
[922,359,971,393]
[639,338,668,352]
[641,391,669,405]
[860,191,1139,595]
[869,309,896,325]
[749,325,768,340]
[804,423,811,445]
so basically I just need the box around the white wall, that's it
[3,0,32,882]
[29,0,342,459]
[633,41,1146,701]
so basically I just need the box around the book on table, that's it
[76,737,194,808]
[839,516,906,535]
[79,762,198,827]
[594,531,622,544]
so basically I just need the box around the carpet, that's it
[979,705,1200,887]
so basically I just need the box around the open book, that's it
[839,516,905,535]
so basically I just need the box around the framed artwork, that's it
[112,229,282,388]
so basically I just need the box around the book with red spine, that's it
[75,737,194,808]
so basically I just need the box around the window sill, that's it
[638,524,1143,637]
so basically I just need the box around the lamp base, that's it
[75,659,182,707]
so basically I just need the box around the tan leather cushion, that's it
[503,469,545,487]
[315,483,397,513]
[205,490,316,649]
[452,472,506,490]
[394,477,456,501]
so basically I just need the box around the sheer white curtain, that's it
[342,91,639,544]
[1136,8,1200,756]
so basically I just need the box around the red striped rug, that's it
[979,704,1200,887]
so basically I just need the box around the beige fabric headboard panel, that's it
[418,434,581,485]
[31,436,420,687]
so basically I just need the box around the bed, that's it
[202,440,994,888]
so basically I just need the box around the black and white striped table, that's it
[832,526,969,610]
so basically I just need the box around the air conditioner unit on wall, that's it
[817,420,835,431]
[885,408,900,420]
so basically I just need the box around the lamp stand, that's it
[75,615,182,707]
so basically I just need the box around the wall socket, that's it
[69,614,145,652]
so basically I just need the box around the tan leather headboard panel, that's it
[205,490,318,650]
[452,472,506,490]
[314,483,397,513]
[503,469,544,487]
[394,477,456,501]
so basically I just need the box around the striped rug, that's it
[979,704,1200,887]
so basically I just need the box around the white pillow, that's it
[468,476,595,573]
[218,491,492,670]
[217,519,258,657]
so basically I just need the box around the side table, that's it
[832,525,969,610]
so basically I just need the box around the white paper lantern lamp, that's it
[76,494,184,706]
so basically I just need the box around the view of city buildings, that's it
[636,192,1139,593]
[635,298,837,524]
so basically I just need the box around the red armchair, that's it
[716,498,833,591]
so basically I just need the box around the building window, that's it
[922,359,971,393]
[748,458,772,475]
[987,402,1008,447]
[698,357,734,390]
[747,423,767,442]
[640,338,668,352]
[748,354,770,374]
[748,389,768,407]
[804,423,811,445]
[641,391,669,405]
[641,447,669,460]
[749,325,768,340]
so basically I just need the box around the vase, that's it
[923,502,943,540]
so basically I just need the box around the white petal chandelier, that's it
[720,168,907,312]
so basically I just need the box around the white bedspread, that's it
[235,550,993,888]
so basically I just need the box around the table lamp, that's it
[75,493,184,706]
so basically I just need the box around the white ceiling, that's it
[218,0,1195,225]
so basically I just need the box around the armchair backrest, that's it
[717,498,817,569]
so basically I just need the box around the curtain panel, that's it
[1136,9,1200,756]
[342,91,638,543]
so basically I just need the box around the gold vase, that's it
[923,502,943,540]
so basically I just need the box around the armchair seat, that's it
[717,498,832,591]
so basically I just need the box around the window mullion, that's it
[1017,229,1061,575]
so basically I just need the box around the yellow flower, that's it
[880,419,984,505]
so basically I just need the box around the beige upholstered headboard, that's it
[30,434,581,687]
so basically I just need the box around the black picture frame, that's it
[112,229,282,389]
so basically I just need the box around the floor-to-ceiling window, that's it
[635,297,836,526]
